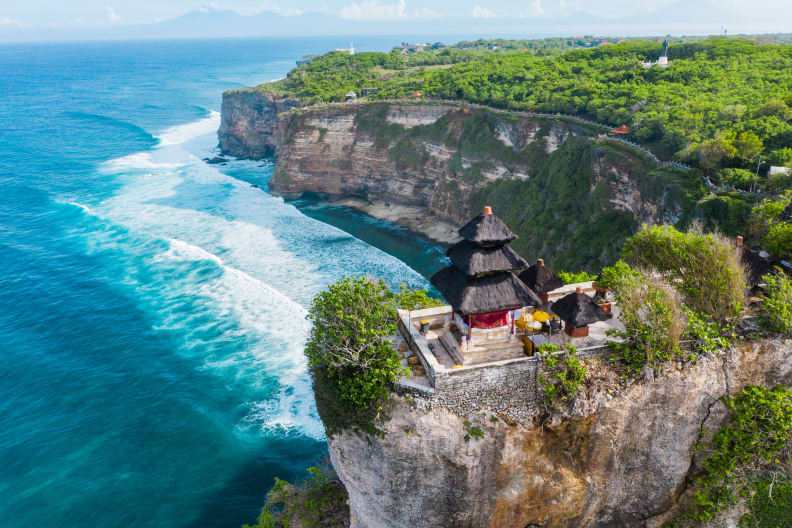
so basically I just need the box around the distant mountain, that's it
[613,0,737,26]
[0,1,784,43]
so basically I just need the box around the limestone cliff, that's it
[218,91,698,271]
[328,338,792,528]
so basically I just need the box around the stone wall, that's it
[396,308,543,423]
[434,357,541,423]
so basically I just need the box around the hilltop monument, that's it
[643,37,670,68]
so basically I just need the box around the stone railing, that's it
[286,98,692,171]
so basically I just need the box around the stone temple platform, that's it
[394,286,625,393]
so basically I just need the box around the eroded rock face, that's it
[328,339,792,528]
[217,93,689,267]
[218,90,298,159]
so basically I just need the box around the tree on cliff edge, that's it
[304,276,440,437]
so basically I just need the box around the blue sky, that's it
[2,0,791,29]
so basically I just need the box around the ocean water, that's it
[0,37,446,527]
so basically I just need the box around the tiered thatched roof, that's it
[518,259,564,295]
[458,208,517,246]
[447,240,529,277]
[431,266,541,315]
[551,287,608,328]
[431,206,540,315]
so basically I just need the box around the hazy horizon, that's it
[3,0,792,43]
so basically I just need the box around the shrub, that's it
[765,222,792,261]
[538,344,586,407]
[305,277,439,437]
[244,466,348,528]
[558,270,597,284]
[691,386,792,521]
[595,259,638,290]
[607,269,685,376]
[747,192,791,242]
[463,421,485,442]
[718,167,758,191]
[682,307,732,358]
[760,272,792,335]
[739,476,792,528]
[622,224,747,319]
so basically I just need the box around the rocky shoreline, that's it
[329,197,461,245]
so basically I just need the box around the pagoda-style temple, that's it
[431,207,541,360]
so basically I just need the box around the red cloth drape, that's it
[470,310,510,329]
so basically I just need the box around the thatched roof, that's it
[447,239,529,277]
[740,247,774,286]
[430,267,541,315]
[517,259,564,295]
[458,209,517,246]
[551,288,608,328]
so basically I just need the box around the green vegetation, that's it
[244,466,348,528]
[537,344,586,407]
[622,224,746,319]
[739,476,792,527]
[760,272,792,335]
[463,420,485,442]
[606,266,685,376]
[558,270,597,284]
[747,191,792,261]
[605,224,744,376]
[261,39,792,178]
[682,386,792,524]
[469,135,650,271]
[260,37,792,249]
[682,307,732,358]
[304,276,441,438]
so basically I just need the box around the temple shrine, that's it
[407,206,617,367]
[431,206,541,361]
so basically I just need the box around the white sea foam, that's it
[104,152,182,171]
[87,111,427,442]
[68,201,91,213]
[155,111,221,147]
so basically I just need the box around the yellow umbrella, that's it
[515,313,534,329]
[533,310,551,323]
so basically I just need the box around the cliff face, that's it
[218,92,695,270]
[218,90,298,159]
[328,339,792,528]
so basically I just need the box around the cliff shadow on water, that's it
[290,193,450,286]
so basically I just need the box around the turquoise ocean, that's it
[0,37,449,527]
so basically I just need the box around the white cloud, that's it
[0,17,23,27]
[413,7,442,17]
[261,2,303,16]
[528,0,545,15]
[105,7,122,24]
[340,0,407,20]
[471,5,496,18]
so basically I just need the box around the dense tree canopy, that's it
[258,38,792,177]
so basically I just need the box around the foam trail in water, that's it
[155,111,220,146]
[68,202,91,213]
[87,111,428,441]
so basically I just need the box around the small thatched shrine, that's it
[552,286,608,337]
[736,236,774,288]
[518,259,564,303]
[431,207,541,335]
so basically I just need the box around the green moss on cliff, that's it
[469,136,640,272]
